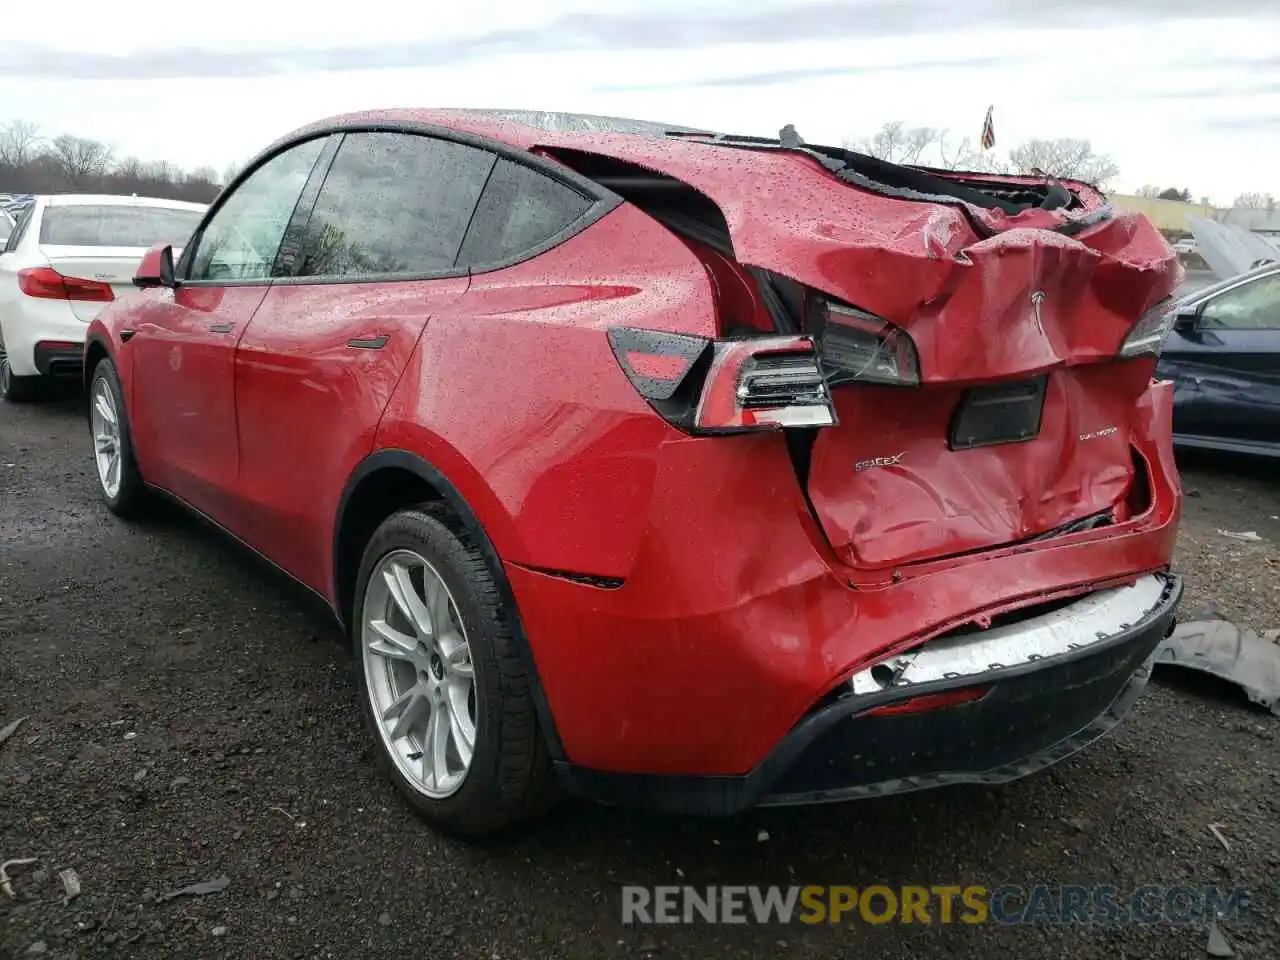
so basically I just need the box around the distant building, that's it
[1108,195,1217,233]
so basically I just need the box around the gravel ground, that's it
[2,394,1279,960]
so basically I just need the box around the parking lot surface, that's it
[3,395,1279,959]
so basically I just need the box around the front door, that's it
[129,135,335,518]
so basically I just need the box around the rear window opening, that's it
[538,147,807,336]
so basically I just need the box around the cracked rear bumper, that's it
[555,572,1182,815]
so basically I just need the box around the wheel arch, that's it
[332,448,566,761]
[83,332,113,393]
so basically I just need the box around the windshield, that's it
[39,204,203,248]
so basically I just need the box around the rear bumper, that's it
[556,572,1181,815]
[504,377,1182,778]
[0,299,85,377]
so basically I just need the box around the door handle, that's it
[210,323,234,334]
[347,335,388,350]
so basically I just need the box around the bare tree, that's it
[221,161,244,186]
[0,120,43,167]
[47,134,114,184]
[1006,138,1119,188]
[935,131,1008,173]
[1233,192,1277,211]
[847,121,940,165]
[1135,184,1162,198]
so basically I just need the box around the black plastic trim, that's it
[141,483,334,610]
[333,449,567,761]
[554,573,1182,815]
[32,341,83,377]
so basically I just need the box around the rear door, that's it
[128,136,335,516]
[230,130,491,591]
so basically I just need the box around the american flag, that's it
[980,106,995,151]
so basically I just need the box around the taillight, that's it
[817,299,919,387]
[607,327,837,434]
[1119,296,1177,358]
[17,266,114,302]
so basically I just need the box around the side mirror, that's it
[134,243,176,289]
[1173,309,1199,333]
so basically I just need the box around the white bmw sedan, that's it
[0,194,206,401]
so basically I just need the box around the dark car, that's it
[83,108,1182,837]
[1157,261,1280,458]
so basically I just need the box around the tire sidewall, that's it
[88,359,140,512]
[350,508,509,825]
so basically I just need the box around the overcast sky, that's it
[2,0,1278,203]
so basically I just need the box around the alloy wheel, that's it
[90,376,122,498]
[361,549,477,799]
[0,343,10,399]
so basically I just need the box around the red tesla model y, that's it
[83,109,1184,837]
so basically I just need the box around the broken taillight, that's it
[816,299,920,387]
[1118,296,1177,358]
[607,327,837,434]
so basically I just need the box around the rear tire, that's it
[351,503,556,838]
[87,358,151,518]
[0,343,41,403]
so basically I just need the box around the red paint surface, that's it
[86,109,1183,779]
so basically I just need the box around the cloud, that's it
[2,0,1273,80]
[1201,114,1280,131]
[593,56,1016,92]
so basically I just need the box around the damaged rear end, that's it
[450,113,1187,806]
[537,131,1183,580]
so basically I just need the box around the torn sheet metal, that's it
[1154,619,1280,715]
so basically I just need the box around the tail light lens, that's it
[817,300,919,386]
[608,327,837,434]
[1119,296,1177,358]
[17,266,114,302]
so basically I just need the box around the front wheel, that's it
[88,359,151,517]
[351,504,555,838]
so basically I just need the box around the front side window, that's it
[39,205,203,248]
[187,137,327,282]
[292,132,495,279]
[456,158,595,267]
[1201,273,1280,330]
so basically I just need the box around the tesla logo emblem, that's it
[855,452,904,472]
[1030,290,1047,335]
[94,273,112,280]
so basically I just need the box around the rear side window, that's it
[293,132,495,279]
[38,205,203,248]
[457,159,594,267]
